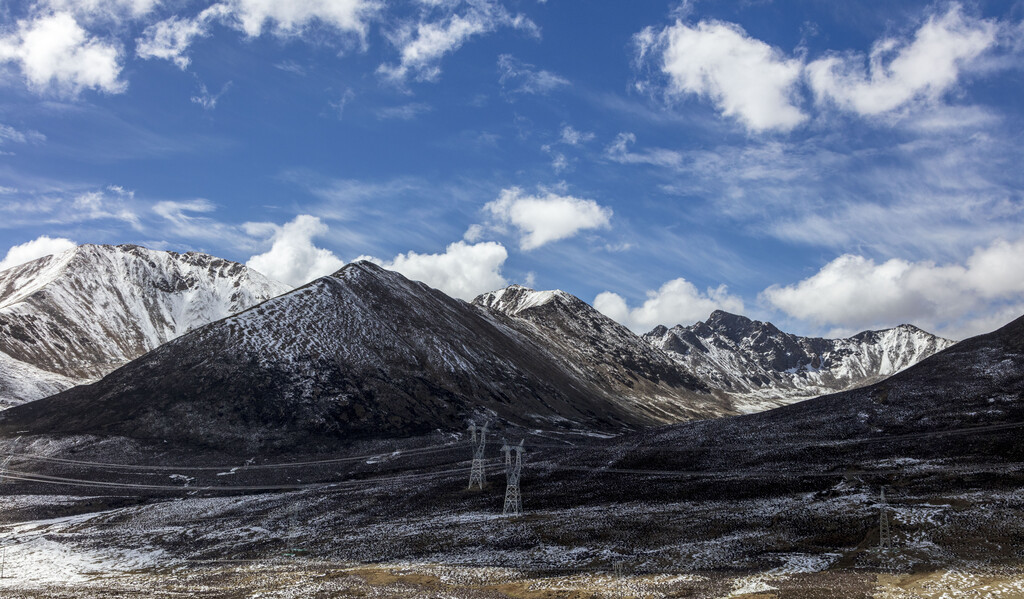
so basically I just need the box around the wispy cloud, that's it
[497,54,569,96]
[379,0,538,83]
[375,102,432,120]
[191,81,232,110]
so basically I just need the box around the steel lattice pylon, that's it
[502,440,523,517]
[879,486,892,551]
[467,421,488,490]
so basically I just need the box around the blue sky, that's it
[0,0,1022,340]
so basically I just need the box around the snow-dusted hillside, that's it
[474,285,725,421]
[644,310,955,413]
[0,244,290,407]
[1,263,731,448]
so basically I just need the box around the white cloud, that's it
[72,187,140,227]
[191,81,232,110]
[606,132,683,168]
[136,0,376,68]
[136,9,225,69]
[245,214,345,287]
[380,4,537,83]
[226,0,380,38]
[40,0,160,21]
[636,19,806,132]
[594,278,745,332]
[806,5,998,116]
[0,235,77,272]
[761,238,1024,339]
[559,125,594,146]
[497,54,569,95]
[0,123,45,145]
[0,12,125,96]
[550,152,568,173]
[360,240,508,300]
[480,187,613,251]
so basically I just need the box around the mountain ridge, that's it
[643,309,955,412]
[0,243,290,407]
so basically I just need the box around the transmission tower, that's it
[878,486,892,551]
[467,421,488,490]
[502,440,523,517]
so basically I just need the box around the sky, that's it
[0,0,1022,340]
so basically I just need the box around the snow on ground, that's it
[0,509,168,588]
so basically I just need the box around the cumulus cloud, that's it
[635,19,805,132]
[761,238,1024,339]
[245,215,345,287]
[0,12,125,96]
[360,240,508,300]
[806,5,998,116]
[479,187,613,251]
[497,54,569,95]
[380,3,537,83]
[594,278,745,332]
[0,235,77,272]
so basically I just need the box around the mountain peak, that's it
[472,284,572,316]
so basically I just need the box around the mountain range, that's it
[0,245,956,439]
[0,258,959,450]
[0,262,723,449]
[644,310,954,413]
[0,244,290,408]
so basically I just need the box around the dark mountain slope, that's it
[0,263,719,450]
[473,285,725,421]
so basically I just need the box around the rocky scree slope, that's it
[644,310,954,413]
[0,263,723,450]
[0,244,290,407]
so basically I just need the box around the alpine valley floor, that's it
[0,419,1021,598]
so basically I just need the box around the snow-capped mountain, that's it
[0,263,727,448]
[643,310,955,413]
[473,285,727,421]
[0,244,290,407]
